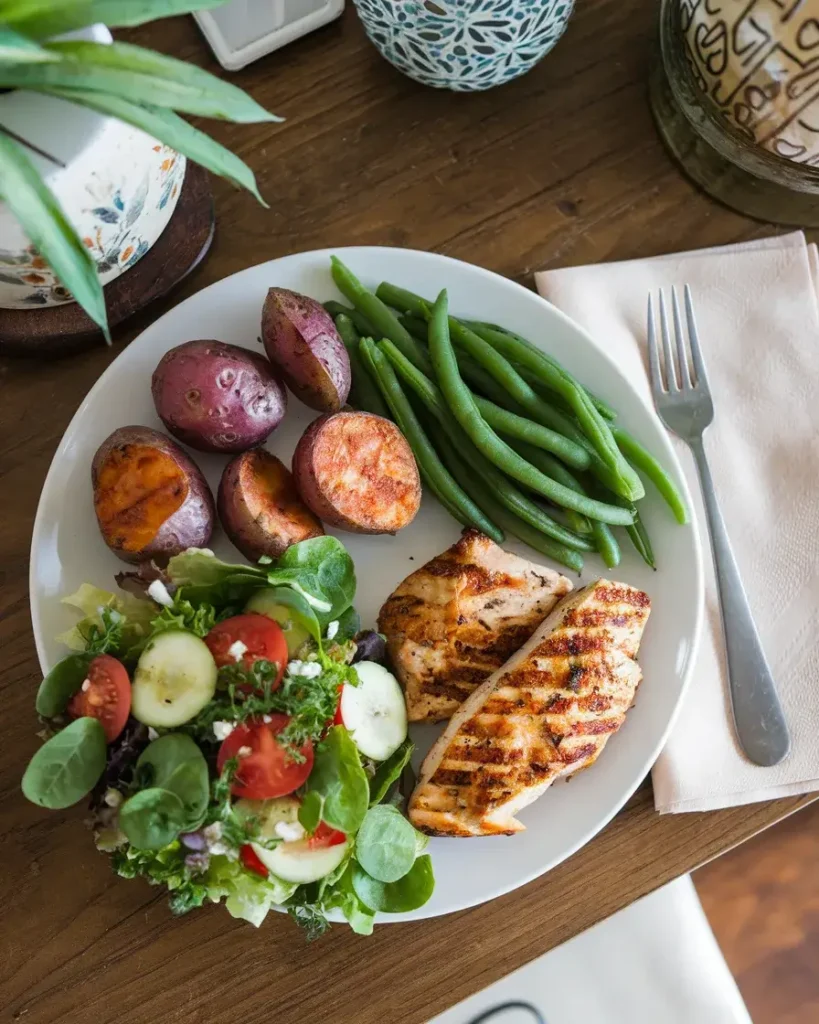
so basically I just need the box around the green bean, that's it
[323,300,379,339]
[398,313,515,408]
[434,433,584,573]
[334,315,390,419]
[424,291,634,526]
[377,282,634,493]
[398,311,599,456]
[472,396,590,470]
[330,257,434,375]
[506,439,620,566]
[464,320,617,421]
[610,427,689,525]
[599,488,656,569]
[502,438,591,533]
[377,282,427,317]
[358,337,504,543]
[379,341,595,553]
[463,322,642,500]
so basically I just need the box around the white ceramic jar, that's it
[0,25,186,309]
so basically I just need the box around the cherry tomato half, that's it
[308,821,346,850]
[217,715,313,800]
[205,614,288,691]
[240,844,268,878]
[67,653,131,743]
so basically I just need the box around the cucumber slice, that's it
[252,837,348,884]
[340,661,407,762]
[234,796,301,839]
[131,631,217,728]
[245,587,317,657]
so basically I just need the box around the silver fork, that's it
[647,287,790,767]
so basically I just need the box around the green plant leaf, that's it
[35,652,92,718]
[135,733,210,828]
[305,726,369,834]
[0,133,108,336]
[0,26,60,61]
[355,804,417,883]
[21,717,107,809]
[119,787,188,850]
[351,855,435,914]
[43,89,267,205]
[4,0,231,38]
[368,738,414,806]
[0,40,281,122]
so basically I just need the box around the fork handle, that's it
[690,438,790,766]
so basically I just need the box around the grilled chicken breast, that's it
[378,530,573,723]
[409,579,651,837]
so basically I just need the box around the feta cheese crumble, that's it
[286,659,322,679]
[212,720,235,741]
[81,679,91,692]
[274,821,306,842]
[237,745,253,757]
[228,639,248,662]
[147,580,174,608]
[326,620,339,640]
[147,727,160,741]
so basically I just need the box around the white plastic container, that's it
[195,0,345,71]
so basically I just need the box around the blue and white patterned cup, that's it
[353,0,574,92]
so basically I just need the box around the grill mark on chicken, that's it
[378,530,573,722]
[409,579,650,837]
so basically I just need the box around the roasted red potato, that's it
[292,411,421,534]
[261,288,351,412]
[92,426,215,564]
[218,448,324,561]
[151,340,287,453]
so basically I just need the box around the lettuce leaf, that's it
[56,583,156,655]
[206,856,296,928]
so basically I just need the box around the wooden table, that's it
[1,3,814,1022]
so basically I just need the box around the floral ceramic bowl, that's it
[0,25,185,310]
[353,0,574,91]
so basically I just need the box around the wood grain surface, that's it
[697,800,819,1024]
[1,3,814,1022]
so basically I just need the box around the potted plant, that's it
[0,0,279,339]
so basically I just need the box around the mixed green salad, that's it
[22,537,431,938]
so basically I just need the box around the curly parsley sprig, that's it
[183,652,358,758]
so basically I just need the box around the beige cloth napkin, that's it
[535,231,819,813]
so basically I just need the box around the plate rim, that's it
[28,244,704,921]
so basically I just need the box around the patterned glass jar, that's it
[352,0,575,92]
[650,0,819,225]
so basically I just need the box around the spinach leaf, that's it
[298,790,323,833]
[119,787,187,849]
[166,548,265,589]
[22,717,106,809]
[35,652,91,717]
[135,734,209,827]
[305,726,369,834]
[351,854,435,914]
[333,606,360,643]
[355,804,417,882]
[274,537,356,624]
[368,739,414,807]
[322,862,375,936]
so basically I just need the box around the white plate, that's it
[29,246,703,923]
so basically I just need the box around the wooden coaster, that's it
[0,163,215,357]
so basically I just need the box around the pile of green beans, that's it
[328,256,689,572]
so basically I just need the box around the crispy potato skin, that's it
[292,411,421,534]
[261,288,351,412]
[151,340,287,453]
[218,448,324,561]
[91,425,215,565]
